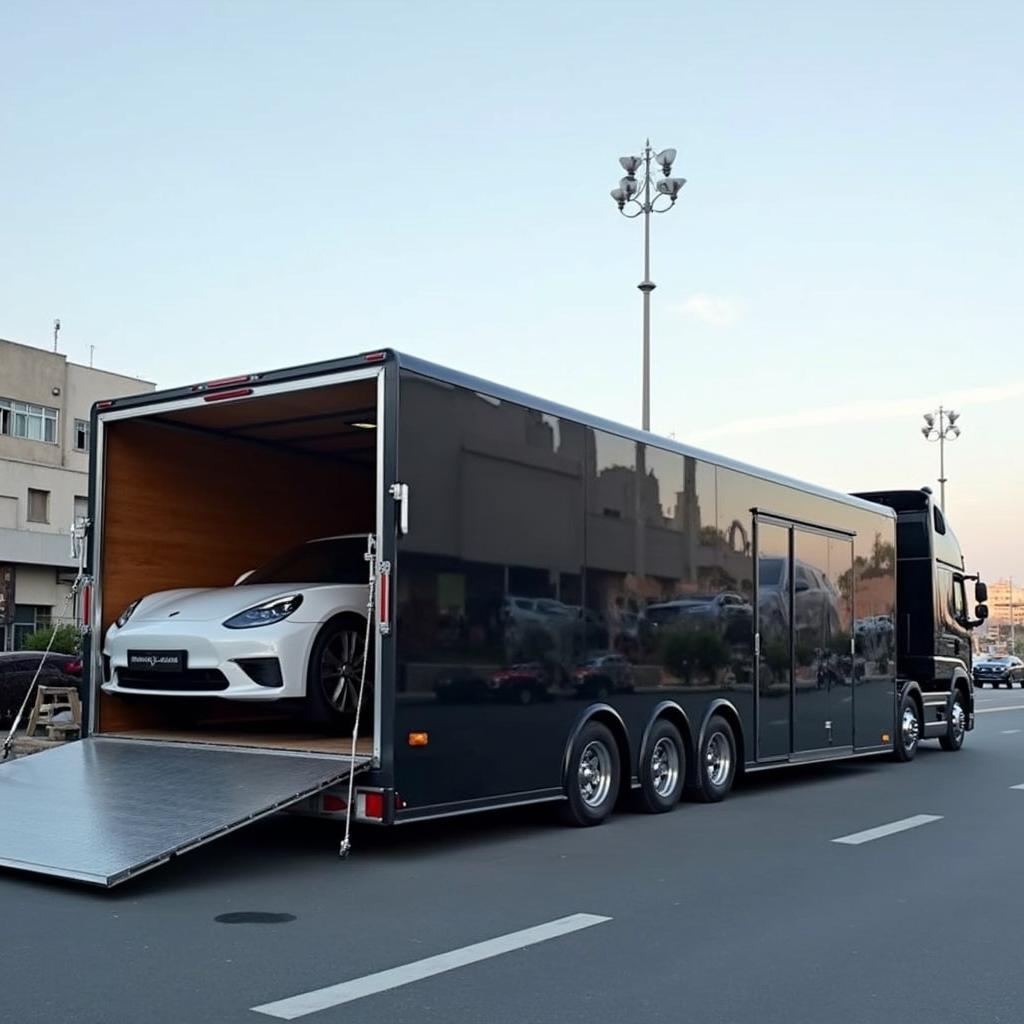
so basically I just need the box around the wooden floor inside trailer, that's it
[104,728,373,757]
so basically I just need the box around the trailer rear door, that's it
[0,738,367,887]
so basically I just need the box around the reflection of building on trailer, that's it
[0,351,977,888]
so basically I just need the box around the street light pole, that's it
[921,406,961,512]
[611,141,685,432]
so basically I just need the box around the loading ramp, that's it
[0,737,368,887]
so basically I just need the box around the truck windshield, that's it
[243,536,369,585]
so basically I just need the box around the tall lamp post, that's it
[921,406,961,512]
[610,141,686,431]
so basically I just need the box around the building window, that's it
[0,397,58,444]
[74,418,90,452]
[27,488,50,524]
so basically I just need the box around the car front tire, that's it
[305,614,373,729]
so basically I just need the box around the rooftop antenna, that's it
[53,318,61,352]
[89,344,95,368]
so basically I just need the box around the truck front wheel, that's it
[894,692,920,762]
[939,692,967,752]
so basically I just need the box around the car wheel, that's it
[894,691,920,762]
[305,614,373,728]
[560,720,620,826]
[939,692,967,752]
[690,715,737,803]
[636,719,686,813]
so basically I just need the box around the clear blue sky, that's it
[2,1,1021,582]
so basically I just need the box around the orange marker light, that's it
[408,732,429,747]
[882,733,891,743]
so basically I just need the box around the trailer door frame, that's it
[89,365,387,766]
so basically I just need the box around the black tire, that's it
[893,690,920,762]
[690,715,737,803]
[636,719,686,813]
[560,720,621,826]
[939,689,967,752]
[304,614,373,728]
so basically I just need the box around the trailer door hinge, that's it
[389,482,409,535]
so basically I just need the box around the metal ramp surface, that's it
[0,737,368,887]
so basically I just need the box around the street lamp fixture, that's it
[610,139,685,431]
[921,406,961,512]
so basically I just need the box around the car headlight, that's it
[116,599,142,628]
[223,594,303,629]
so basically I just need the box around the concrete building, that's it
[0,337,154,650]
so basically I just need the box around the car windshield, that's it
[243,537,369,585]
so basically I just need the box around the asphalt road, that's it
[4,689,1024,1024]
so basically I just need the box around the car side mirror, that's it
[795,580,809,593]
[234,569,255,586]
[975,581,988,603]
[975,603,989,621]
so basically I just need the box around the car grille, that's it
[116,669,229,691]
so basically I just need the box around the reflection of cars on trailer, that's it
[572,652,634,697]
[643,594,751,634]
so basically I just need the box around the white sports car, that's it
[103,534,372,722]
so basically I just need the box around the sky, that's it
[1,1,1021,583]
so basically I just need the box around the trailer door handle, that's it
[389,482,409,535]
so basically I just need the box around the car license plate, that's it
[127,650,187,672]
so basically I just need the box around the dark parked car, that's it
[973,655,1024,688]
[572,652,634,698]
[0,651,81,725]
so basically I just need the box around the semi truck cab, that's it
[855,487,988,737]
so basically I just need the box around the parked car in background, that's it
[0,651,82,725]
[973,655,1024,688]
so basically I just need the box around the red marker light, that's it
[363,351,387,362]
[81,584,92,627]
[379,571,390,628]
[97,400,114,409]
[322,793,347,813]
[203,387,253,402]
[362,791,385,819]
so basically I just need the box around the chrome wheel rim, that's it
[321,628,366,712]
[650,737,680,798]
[951,701,966,744]
[578,740,613,808]
[705,731,731,788]
[901,705,919,751]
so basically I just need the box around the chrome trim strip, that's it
[394,789,564,824]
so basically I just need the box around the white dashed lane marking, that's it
[832,815,943,846]
[251,913,612,1019]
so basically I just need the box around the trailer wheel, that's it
[939,692,967,752]
[691,715,737,803]
[636,719,686,813]
[305,614,373,729]
[561,720,620,826]
[893,691,920,762]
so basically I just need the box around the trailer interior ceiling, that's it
[96,376,378,754]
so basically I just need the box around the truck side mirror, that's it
[975,603,989,621]
[975,581,988,603]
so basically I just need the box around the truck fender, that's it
[561,703,633,789]
[898,678,923,709]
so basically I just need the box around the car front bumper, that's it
[103,618,316,700]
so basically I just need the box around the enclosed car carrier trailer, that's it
[0,350,988,886]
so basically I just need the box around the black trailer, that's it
[0,350,982,886]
